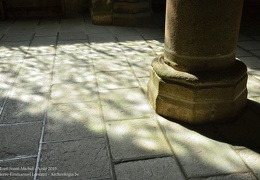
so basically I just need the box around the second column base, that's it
[147,55,248,124]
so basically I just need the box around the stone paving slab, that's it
[238,149,260,179]
[51,83,98,103]
[115,157,185,180]
[53,64,95,84]
[0,95,47,124]
[54,53,92,65]
[189,173,257,180]
[106,118,172,161]
[0,14,259,180]
[96,70,139,90]
[39,139,112,180]
[0,122,42,160]
[158,116,249,178]
[0,157,37,180]
[100,88,154,121]
[45,102,104,142]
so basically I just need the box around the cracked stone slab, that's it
[100,88,154,121]
[106,118,172,161]
[158,116,249,178]
[45,102,104,142]
[39,139,111,180]
[115,157,185,180]
[0,122,42,160]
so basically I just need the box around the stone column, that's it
[147,0,248,124]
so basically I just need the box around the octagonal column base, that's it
[147,55,248,124]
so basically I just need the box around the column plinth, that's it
[147,0,248,124]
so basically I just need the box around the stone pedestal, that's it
[147,0,248,124]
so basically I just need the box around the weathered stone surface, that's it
[100,88,154,121]
[0,95,47,123]
[190,173,257,180]
[50,83,98,103]
[106,118,172,161]
[39,139,111,179]
[238,149,260,179]
[115,157,185,180]
[0,122,42,160]
[0,157,37,180]
[147,56,248,124]
[164,0,244,72]
[158,116,249,178]
[45,102,104,142]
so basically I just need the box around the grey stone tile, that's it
[237,56,260,69]
[248,69,260,81]
[0,41,30,57]
[45,102,104,142]
[86,25,112,35]
[30,36,57,46]
[238,41,260,50]
[107,118,172,161]
[11,73,51,95]
[130,60,152,77]
[96,70,139,90]
[91,44,123,58]
[190,173,257,180]
[252,35,260,41]
[238,34,254,41]
[250,49,260,57]
[0,94,47,124]
[35,25,60,37]
[1,33,33,42]
[51,83,98,103]
[100,88,154,121]
[146,39,164,55]
[55,53,92,65]
[59,31,88,41]
[215,108,260,148]
[158,116,248,178]
[238,149,260,179]
[27,46,56,56]
[136,28,164,40]
[110,27,139,36]
[247,75,260,98]
[0,122,42,159]
[56,40,90,55]
[60,24,86,33]
[0,63,20,84]
[53,64,95,83]
[115,157,185,180]
[124,51,156,63]
[39,139,111,179]
[88,34,116,43]
[93,55,131,72]
[0,55,24,63]
[19,58,53,76]
[236,47,252,57]
[117,35,145,43]
[138,77,149,93]
[0,157,37,180]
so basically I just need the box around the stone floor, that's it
[0,14,260,180]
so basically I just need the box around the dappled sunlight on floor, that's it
[0,15,259,179]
